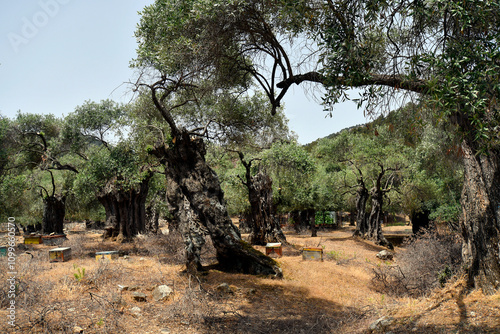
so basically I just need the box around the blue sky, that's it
[0,0,368,144]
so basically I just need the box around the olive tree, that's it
[65,100,155,242]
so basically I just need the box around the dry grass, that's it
[1,225,499,333]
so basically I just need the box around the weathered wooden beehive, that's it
[24,235,42,244]
[95,251,119,261]
[49,247,71,262]
[302,247,323,261]
[265,243,283,257]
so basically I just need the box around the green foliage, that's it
[73,264,86,282]
[0,172,42,225]
[74,144,145,200]
[310,105,463,224]
[262,141,316,211]
[62,99,126,151]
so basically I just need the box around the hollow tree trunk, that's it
[98,175,151,243]
[410,207,431,235]
[460,139,500,294]
[353,184,369,237]
[367,187,393,249]
[154,133,281,276]
[247,171,286,245]
[42,195,65,234]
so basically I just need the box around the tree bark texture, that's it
[247,171,287,245]
[367,187,393,249]
[145,203,160,234]
[165,173,207,272]
[238,212,252,234]
[42,195,65,234]
[309,209,317,237]
[460,140,500,294]
[155,133,281,277]
[353,184,369,237]
[98,175,151,243]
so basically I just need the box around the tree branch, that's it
[276,72,429,95]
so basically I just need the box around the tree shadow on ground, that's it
[375,281,500,334]
[194,272,373,334]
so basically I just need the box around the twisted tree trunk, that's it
[367,188,393,249]
[247,171,286,245]
[353,183,369,237]
[98,174,151,243]
[460,139,500,294]
[153,132,281,276]
[42,195,65,234]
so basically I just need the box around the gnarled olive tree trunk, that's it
[367,186,393,249]
[154,132,281,276]
[42,195,65,234]
[353,183,369,237]
[460,140,500,294]
[247,171,287,245]
[98,174,151,243]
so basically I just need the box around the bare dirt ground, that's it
[1,224,499,333]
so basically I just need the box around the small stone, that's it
[153,285,173,301]
[73,326,84,333]
[130,306,141,314]
[216,283,233,294]
[216,283,238,294]
[369,316,394,331]
[67,308,75,312]
[180,320,190,325]
[132,292,147,302]
[376,250,394,260]
[118,284,129,292]
[129,285,140,291]
[160,328,170,334]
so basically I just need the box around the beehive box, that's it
[95,251,119,261]
[24,235,42,244]
[0,246,6,257]
[265,243,283,257]
[49,247,71,262]
[302,247,323,261]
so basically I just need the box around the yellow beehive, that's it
[302,247,323,261]
[95,251,119,261]
[24,235,42,244]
